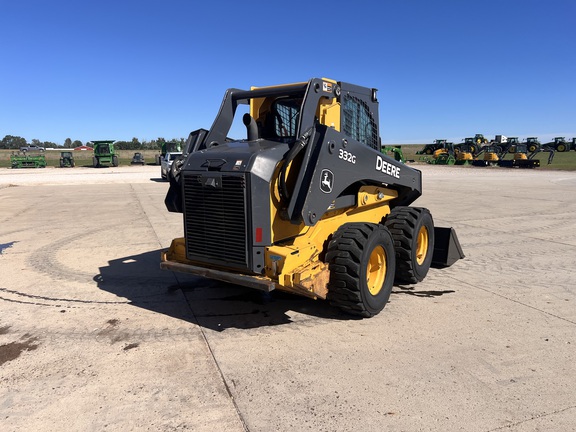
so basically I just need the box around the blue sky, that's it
[1,0,574,145]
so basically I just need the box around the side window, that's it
[342,95,379,150]
[273,98,300,138]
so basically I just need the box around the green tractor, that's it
[131,152,146,165]
[460,135,487,154]
[470,133,488,145]
[524,137,541,153]
[416,139,450,155]
[59,151,75,168]
[155,141,182,165]
[449,134,488,155]
[90,140,118,167]
[545,137,569,152]
[381,145,406,163]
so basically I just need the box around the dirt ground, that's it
[1,164,575,432]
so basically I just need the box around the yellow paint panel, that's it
[318,98,341,131]
[265,186,398,295]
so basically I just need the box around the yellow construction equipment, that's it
[162,79,464,317]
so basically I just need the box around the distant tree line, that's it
[0,135,185,150]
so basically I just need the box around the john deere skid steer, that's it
[161,78,464,317]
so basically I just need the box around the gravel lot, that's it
[1,164,575,431]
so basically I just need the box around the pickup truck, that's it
[161,152,182,179]
[20,144,45,153]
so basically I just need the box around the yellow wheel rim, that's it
[416,226,429,266]
[367,245,387,296]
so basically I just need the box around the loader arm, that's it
[284,124,422,225]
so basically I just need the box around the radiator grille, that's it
[183,173,248,268]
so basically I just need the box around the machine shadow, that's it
[95,249,349,332]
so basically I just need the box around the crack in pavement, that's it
[450,276,576,326]
[179,282,250,432]
[486,404,576,431]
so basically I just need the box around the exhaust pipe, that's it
[243,113,258,141]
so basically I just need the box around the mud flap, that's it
[432,227,465,268]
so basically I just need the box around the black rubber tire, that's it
[93,157,98,168]
[169,155,185,182]
[384,207,435,284]
[325,223,395,318]
[112,155,119,167]
[557,144,567,152]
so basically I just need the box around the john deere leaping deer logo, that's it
[320,169,334,194]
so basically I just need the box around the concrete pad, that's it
[1,165,575,431]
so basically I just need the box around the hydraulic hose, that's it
[278,126,314,202]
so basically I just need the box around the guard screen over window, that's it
[273,98,300,138]
[342,95,379,150]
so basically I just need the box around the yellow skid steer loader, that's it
[162,78,464,317]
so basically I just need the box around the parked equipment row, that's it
[9,142,149,169]
[416,134,567,168]
[417,134,576,156]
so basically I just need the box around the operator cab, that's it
[258,97,302,143]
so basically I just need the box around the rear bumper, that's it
[160,240,276,292]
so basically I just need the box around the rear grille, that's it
[183,173,248,269]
